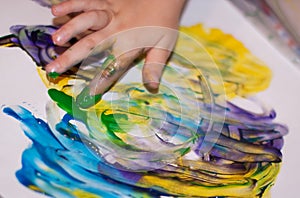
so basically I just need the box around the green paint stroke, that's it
[48,88,86,121]
[48,72,60,79]
[100,111,140,149]
[48,88,136,149]
[76,87,102,109]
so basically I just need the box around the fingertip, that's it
[51,5,62,16]
[45,61,60,74]
[142,48,170,93]
[51,6,56,16]
[51,34,58,45]
[51,34,60,45]
[142,62,165,94]
[144,82,160,94]
[51,30,66,46]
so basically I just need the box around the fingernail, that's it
[52,5,62,15]
[52,31,65,45]
[48,72,60,79]
[46,62,60,73]
[145,82,159,94]
[76,87,102,109]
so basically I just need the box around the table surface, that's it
[0,0,299,197]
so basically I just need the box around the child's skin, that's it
[46,0,186,95]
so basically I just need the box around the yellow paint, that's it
[138,174,256,197]
[177,24,272,98]
[70,189,102,198]
[28,185,44,192]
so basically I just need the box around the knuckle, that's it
[87,10,99,19]
[86,10,111,30]
[83,37,97,50]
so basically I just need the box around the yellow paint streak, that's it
[28,185,44,192]
[70,189,102,198]
[138,174,256,197]
[177,24,272,98]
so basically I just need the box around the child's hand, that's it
[46,0,186,95]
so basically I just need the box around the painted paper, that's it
[0,23,288,198]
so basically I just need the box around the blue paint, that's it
[3,106,160,198]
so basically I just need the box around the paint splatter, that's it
[1,23,288,197]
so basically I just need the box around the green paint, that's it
[101,112,127,142]
[48,88,134,148]
[103,54,116,68]
[175,147,191,156]
[48,72,60,79]
[76,87,102,109]
[101,111,139,150]
[72,55,118,109]
[101,113,128,134]
[48,89,86,121]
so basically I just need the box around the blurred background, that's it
[231,0,300,66]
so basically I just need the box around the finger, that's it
[90,49,142,95]
[52,10,111,45]
[76,50,142,109]
[52,0,108,16]
[143,48,171,93]
[46,31,112,74]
